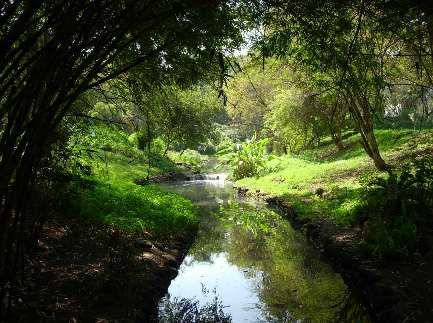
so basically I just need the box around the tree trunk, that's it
[359,127,388,170]
[346,88,388,171]
[330,128,345,151]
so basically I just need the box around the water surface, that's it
[158,176,369,322]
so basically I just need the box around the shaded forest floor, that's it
[10,214,194,322]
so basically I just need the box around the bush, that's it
[168,149,208,172]
[159,295,231,323]
[219,135,271,180]
[362,216,417,258]
[359,157,433,258]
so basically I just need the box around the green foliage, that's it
[214,125,238,152]
[225,58,292,140]
[90,101,125,123]
[361,215,417,259]
[71,179,197,234]
[220,135,271,180]
[236,129,433,225]
[359,157,433,258]
[67,123,199,235]
[69,122,144,160]
[265,89,315,154]
[159,295,231,323]
[116,83,224,153]
[225,58,349,154]
[168,149,208,172]
[128,130,167,157]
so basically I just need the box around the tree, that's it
[0,1,242,314]
[265,89,316,154]
[257,0,433,169]
[225,58,283,139]
[302,91,349,151]
[260,0,390,169]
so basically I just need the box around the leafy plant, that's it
[159,295,231,323]
[219,135,271,180]
[359,157,433,258]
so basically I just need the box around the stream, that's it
[157,175,370,322]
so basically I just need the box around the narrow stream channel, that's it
[158,175,370,322]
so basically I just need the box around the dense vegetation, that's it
[68,124,199,234]
[2,0,433,320]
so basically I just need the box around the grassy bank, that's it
[236,129,433,225]
[68,124,199,235]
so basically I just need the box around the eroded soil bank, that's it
[236,189,433,323]
[9,214,195,322]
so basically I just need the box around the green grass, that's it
[236,129,433,224]
[69,125,198,235]
[73,179,197,234]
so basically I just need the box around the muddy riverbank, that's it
[13,173,429,322]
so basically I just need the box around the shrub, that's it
[359,157,433,258]
[168,149,207,172]
[219,135,271,180]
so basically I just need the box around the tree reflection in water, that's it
[158,179,370,322]
[159,289,232,323]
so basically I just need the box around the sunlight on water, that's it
[168,253,265,322]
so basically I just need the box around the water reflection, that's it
[158,178,370,322]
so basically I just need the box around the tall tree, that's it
[260,0,391,169]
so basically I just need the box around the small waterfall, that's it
[188,173,226,181]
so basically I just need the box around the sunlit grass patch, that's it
[236,129,433,225]
[73,179,198,234]
[69,124,199,235]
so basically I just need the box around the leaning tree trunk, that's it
[346,88,388,171]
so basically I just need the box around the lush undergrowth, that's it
[68,124,199,235]
[236,129,433,225]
